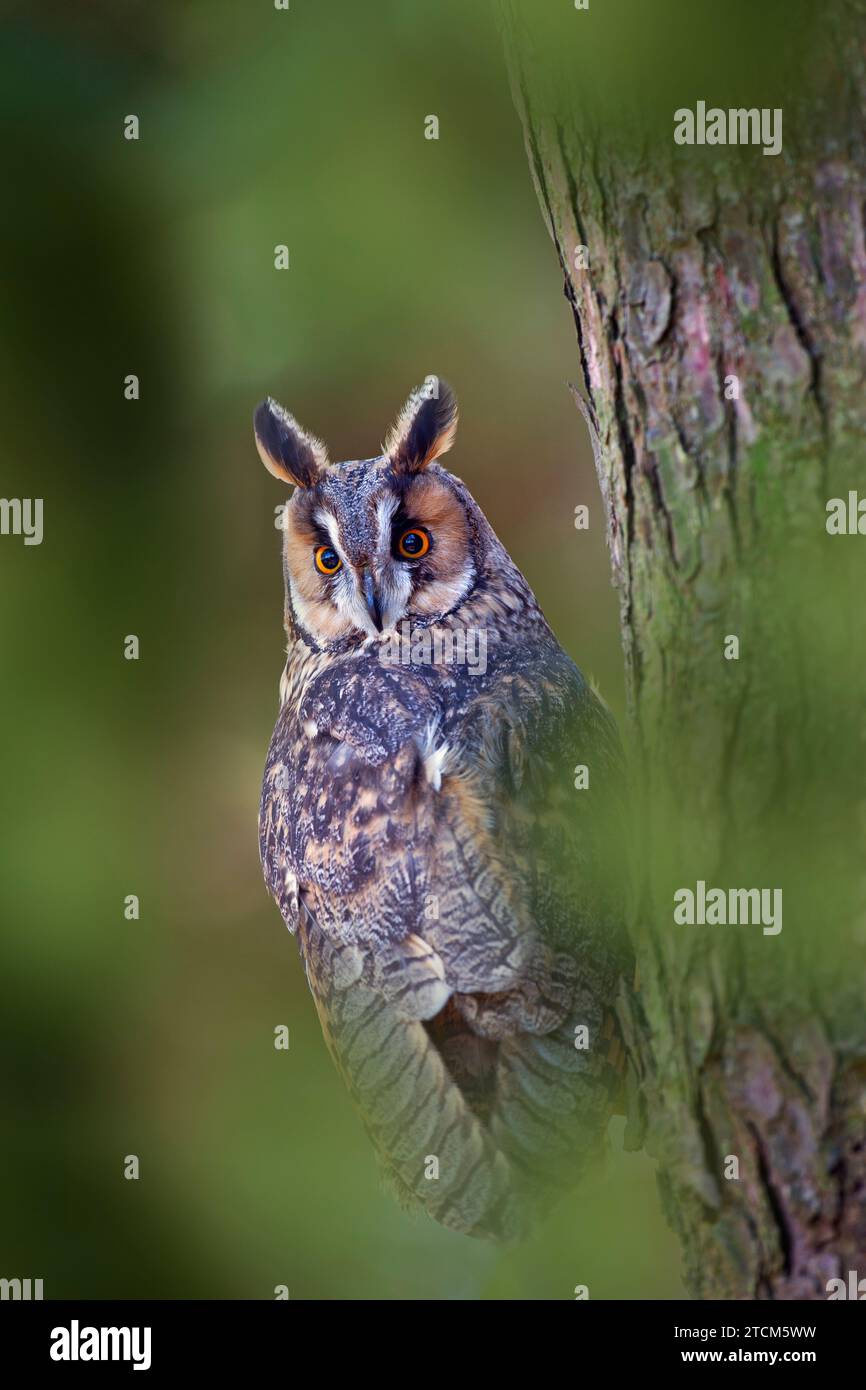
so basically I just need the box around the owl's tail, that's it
[297,913,623,1240]
[298,912,526,1239]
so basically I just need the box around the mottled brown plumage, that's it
[255,378,630,1239]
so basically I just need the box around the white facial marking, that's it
[379,565,413,630]
[332,581,379,638]
[315,508,344,555]
[375,494,399,559]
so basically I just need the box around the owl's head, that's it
[254,377,503,647]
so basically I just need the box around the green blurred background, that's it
[0,0,682,1298]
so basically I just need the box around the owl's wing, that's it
[439,641,630,1194]
[452,641,628,979]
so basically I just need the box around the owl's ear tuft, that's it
[254,397,329,488]
[384,377,458,474]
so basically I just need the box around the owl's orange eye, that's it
[397,528,430,560]
[314,544,342,575]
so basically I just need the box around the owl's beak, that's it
[361,570,383,632]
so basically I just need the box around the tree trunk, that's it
[500,0,866,1299]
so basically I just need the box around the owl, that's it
[255,377,630,1240]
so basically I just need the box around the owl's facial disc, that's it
[283,468,475,645]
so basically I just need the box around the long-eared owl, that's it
[255,377,630,1240]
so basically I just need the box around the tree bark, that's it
[500,0,866,1298]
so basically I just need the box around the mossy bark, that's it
[500,0,866,1298]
